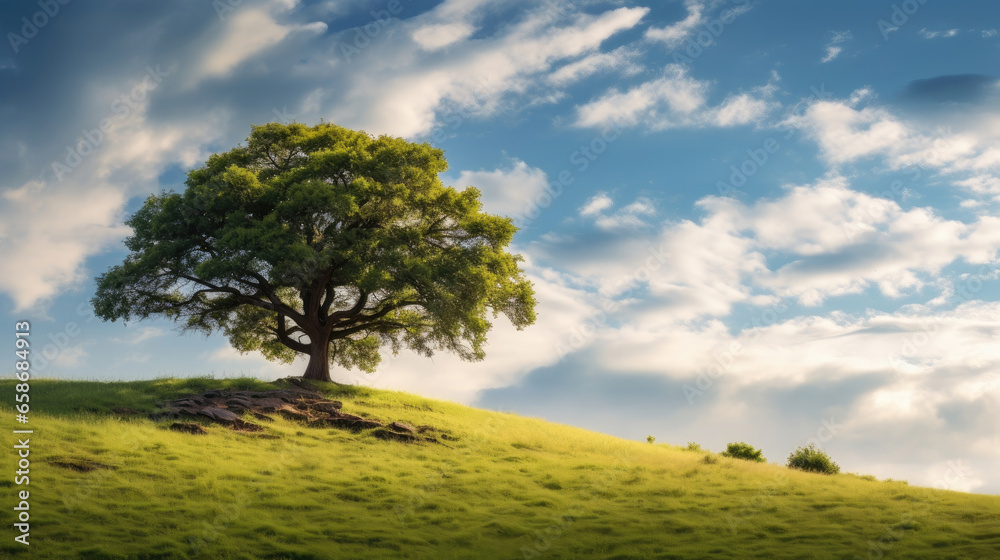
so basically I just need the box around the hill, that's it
[2,377,999,559]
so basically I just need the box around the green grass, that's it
[3,377,999,559]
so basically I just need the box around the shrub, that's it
[684,442,702,452]
[646,435,656,444]
[702,454,718,465]
[786,445,840,474]
[721,442,766,463]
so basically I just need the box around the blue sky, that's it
[2,0,1000,493]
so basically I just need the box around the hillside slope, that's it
[2,377,999,559]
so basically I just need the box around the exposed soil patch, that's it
[371,428,419,443]
[48,458,114,472]
[110,407,143,416]
[150,378,439,442]
[169,422,208,435]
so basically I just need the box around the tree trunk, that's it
[302,339,332,382]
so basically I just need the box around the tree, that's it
[93,122,536,382]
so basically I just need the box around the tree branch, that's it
[174,272,304,324]
[330,320,409,340]
[274,313,310,354]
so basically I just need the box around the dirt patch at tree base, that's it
[150,378,440,442]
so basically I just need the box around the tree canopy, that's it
[93,122,536,381]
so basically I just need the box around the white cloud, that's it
[575,64,777,130]
[782,88,1000,213]
[54,345,88,368]
[412,22,477,51]
[579,192,614,216]
[193,7,327,84]
[536,174,1000,327]
[0,186,129,311]
[644,0,708,48]
[643,0,754,48]
[0,66,227,312]
[455,159,549,220]
[919,28,960,39]
[548,46,642,86]
[820,30,851,63]
[783,99,909,165]
[327,5,650,138]
[577,193,656,231]
[561,296,1000,490]
[111,327,165,345]
[206,344,302,378]
[820,46,842,63]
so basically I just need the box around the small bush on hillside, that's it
[847,473,877,482]
[786,445,840,474]
[702,454,718,465]
[646,435,656,444]
[721,442,766,463]
[684,442,702,452]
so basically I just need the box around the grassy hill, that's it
[2,377,999,560]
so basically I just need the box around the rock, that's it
[310,416,382,431]
[275,406,310,420]
[253,398,286,411]
[250,412,274,422]
[170,422,208,434]
[227,397,253,407]
[198,408,240,423]
[388,421,416,434]
[312,402,343,414]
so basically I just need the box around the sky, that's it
[2,0,999,493]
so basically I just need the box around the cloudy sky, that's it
[3,0,1000,493]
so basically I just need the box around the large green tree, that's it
[93,122,536,382]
